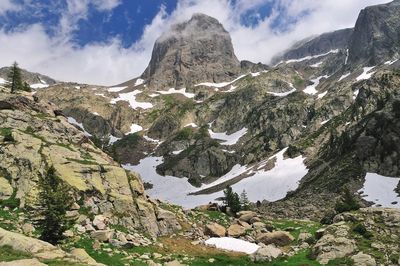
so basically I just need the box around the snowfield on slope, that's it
[205,237,260,254]
[359,173,400,208]
[67,117,92,137]
[123,148,308,208]
[208,128,248,145]
[110,90,153,109]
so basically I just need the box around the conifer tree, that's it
[36,166,73,244]
[7,62,23,93]
[240,190,250,210]
[223,186,241,213]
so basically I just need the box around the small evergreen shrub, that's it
[352,223,373,239]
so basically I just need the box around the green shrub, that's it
[320,211,336,225]
[334,187,360,213]
[352,223,373,239]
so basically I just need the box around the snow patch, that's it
[108,135,121,145]
[110,90,153,110]
[320,119,330,125]
[172,149,184,155]
[356,67,375,81]
[359,173,400,208]
[310,61,323,68]
[317,91,328,99]
[157,88,195,98]
[127,124,143,134]
[339,73,351,82]
[353,89,359,100]
[304,75,329,95]
[384,59,398,65]
[134,78,145,86]
[95,93,106,98]
[196,74,247,88]
[185,123,198,128]
[92,112,99,116]
[205,237,260,254]
[344,49,349,65]
[108,86,127,92]
[284,49,339,64]
[67,117,92,137]
[0,78,7,84]
[267,87,296,97]
[30,83,49,89]
[208,128,248,146]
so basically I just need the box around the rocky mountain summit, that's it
[140,13,241,89]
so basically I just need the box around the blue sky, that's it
[0,0,391,85]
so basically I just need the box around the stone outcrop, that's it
[141,13,241,89]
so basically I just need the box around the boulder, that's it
[0,177,13,200]
[252,222,267,230]
[92,215,107,230]
[298,232,313,242]
[164,260,184,266]
[91,230,114,242]
[251,245,283,262]
[21,223,35,236]
[249,217,261,224]
[351,252,376,266]
[0,227,62,255]
[70,248,99,265]
[227,224,246,237]
[237,220,252,229]
[256,231,294,246]
[205,223,226,237]
[238,211,258,223]
[0,259,47,266]
[313,234,356,264]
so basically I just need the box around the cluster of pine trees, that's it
[223,186,250,213]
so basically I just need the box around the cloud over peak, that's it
[0,0,392,85]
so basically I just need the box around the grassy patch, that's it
[66,158,97,165]
[0,245,31,262]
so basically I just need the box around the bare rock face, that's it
[273,28,353,63]
[348,0,400,66]
[141,13,241,89]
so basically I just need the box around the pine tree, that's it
[7,62,23,93]
[223,186,241,213]
[334,187,360,213]
[240,190,250,210]
[36,166,73,245]
[23,82,31,92]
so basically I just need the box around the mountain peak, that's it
[141,14,240,89]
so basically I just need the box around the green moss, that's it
[0,245,31,262]
[175,127,193,141]
[66,158,97,165]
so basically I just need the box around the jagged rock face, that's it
[141,13,241,89]
[0,67,56,86]
[348,0,400,66]
[272,28,353,63]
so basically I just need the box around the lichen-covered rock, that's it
[251,245,283,262]
[256,231,294,246]
[227,224,246,237]
[204,223,226,237]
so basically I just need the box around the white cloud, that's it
[0,0,20,15]
[0,0,392,85]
